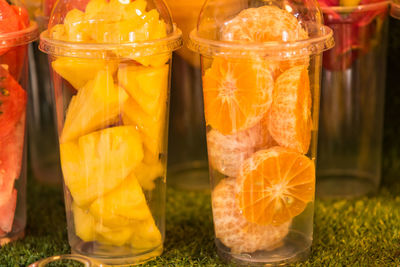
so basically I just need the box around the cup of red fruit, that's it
[0,0,38,245]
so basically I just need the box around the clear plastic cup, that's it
[391,0,400,19]
[39,0,182,264]
[188,1,333,265]
[28,8,63,185]
[165,0,209,190]
[317,1,390,199]
[0,1,38,245]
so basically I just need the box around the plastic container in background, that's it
[39,0,182,264]
[165,0,209,190]
[316,1,390,199]
[0,0,38,245]
[188,0,333,265]
[28,5,63,185]
[391,0,400,18]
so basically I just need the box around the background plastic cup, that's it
[391,0,400,19]
[165,0,209,190]
[188,0,333,264]
[28,13,62,185]
[0,2,38,245]
[317,1,390,199]
[39,0,182,264]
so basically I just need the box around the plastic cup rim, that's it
[0,21,39,48]
[187,24,334,59]
[390,1,400,19]
[39,25,183,58]
[321,0,391,13]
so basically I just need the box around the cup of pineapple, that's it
[39,0,181,264]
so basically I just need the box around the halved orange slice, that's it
[236,147,315,225]
[202,58,273,135]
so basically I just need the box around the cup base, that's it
[0,229,25,246]
[168,161,209,191]
[316,170,377,199]
[71,243,163,266]
[216,230,311,266]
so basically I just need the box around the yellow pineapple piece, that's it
[72,202,96,242]
[64,9,90,42]
[49,24,67,41]
[123,0,147,20]
[89,173,152,226]
[95,223,133,247]
[52,57,117,90]
[60,126,143,207]
[134,161,164,191]
[118,64,169,115]
[122,98,166,156]
[84,0,107,20]
[131,218,162,250]
[61,68,127,143]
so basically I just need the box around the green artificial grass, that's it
[1,17,400,267]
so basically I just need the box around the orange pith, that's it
[236,147,315,226]
[269,65,312,154]
[202,58,273,135]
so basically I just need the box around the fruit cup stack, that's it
[39,0,181,264]
[0,0,38,245]
[189,1,333,265]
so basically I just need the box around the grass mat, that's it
[1,18,400,267]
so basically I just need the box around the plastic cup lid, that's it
[0,22,39,48]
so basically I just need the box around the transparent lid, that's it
[0,0,38,48]
[39,0,182,58]
[188,0,334,59]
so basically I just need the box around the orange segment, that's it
[268,65,312,154]
[221,6,308,43]
[212,178,290,254]
[202,58,273,135]
[236,147,315,225]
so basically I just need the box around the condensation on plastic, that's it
[188,0,334,59]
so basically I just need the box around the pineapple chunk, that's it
[64,9,90,42]
[61,68,127,143]
[95,223,133,247]
[122,98,166,157]
[89,173,152,226]
[60,126,143,207]
[52,57,117,90]
[118,64,169,115]
[84,0,107,20]
[131,218,162,250]
[134,161,164,191]
[72,202,96,242]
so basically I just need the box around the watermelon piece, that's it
[0,0,19,56]
[0,65,27,139]
[0,189,17,234]
[11,6,29,30]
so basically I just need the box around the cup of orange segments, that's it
[39,0,182,265]
[189,1,334,265]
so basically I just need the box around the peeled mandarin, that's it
[269,65,312,154]
[212,178,290,254]
[236,147,315,226]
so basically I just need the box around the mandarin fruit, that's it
[221,6,307,43]
[203,58,273,135]
[207,117,274,177]
[212,178,290,254]
[236,147,315,226]
[269,65,312,154]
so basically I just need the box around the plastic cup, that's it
[391,0,400,19]
[165,0,209,190]
[188,1,333,265]
[28,12,62,185]
[316,1,390,199]
[0,2,38,245]
[39,0,182,264]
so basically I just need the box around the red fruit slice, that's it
[0,189,17,233]
[0,65,27,139]
[0,0,19,56]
